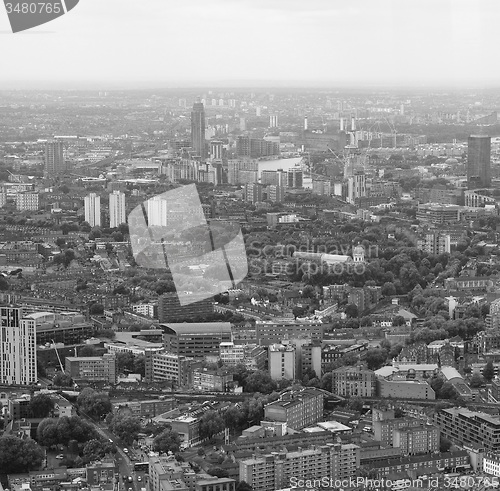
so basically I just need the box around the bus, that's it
[133,462,149,473]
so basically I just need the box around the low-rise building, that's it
[65,353,116,384]
[192,368,234,392]
[331,366,376,397]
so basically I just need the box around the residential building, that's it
[376,377,436,400]
[192,368,233,392]
[0,305,37,385]
[468,135,491,188]
[256,319,323,346]
[347,172,366,204]
[264,388,324,430]
[109,190,126,228]
[65,353,117,383]
[239,443,360,491]
[268,343,296,381]
[191,99,206,159]
[85,192,101,227]
[86,461,117,486]
[195,478,236,491]
[16,192,39,211]
[416,203,461,224]
[144,349,194,387]
[331,366,376,397]
[45,140,65,175]
[484,453,500,477]
[417,232,451,254]
[435,407,500,453]
[162,322,232,358]
[373,417,424,447]
[392,425,440,455]
[287,168,303,188]
[158,293,214,323]
[245,183,263,204]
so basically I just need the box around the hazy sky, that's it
[0,0,499,89]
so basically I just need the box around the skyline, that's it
[1,0,500,89]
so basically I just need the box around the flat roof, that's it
[160,322,231,335]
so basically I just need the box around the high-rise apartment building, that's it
[347,171,366,204]
[84,193,101,227]
[287,168,303,188]
[239,443,360,491]
[0,305,37,385]
[191,99,206,159]
[109,191,126,228]
[268,343,296,380]
[467,135,491,189]
[269,114,279,128]
[45,140,65,175]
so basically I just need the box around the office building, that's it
[45,140,65,175]
[109,190,126,228]
[239,443,360,491]
[268,343,296,381]
[393,424,440,455]
[158,293,214,323]
[236,136,280,158]
[16,191,39,211]
[269,114,279,128]
[264,388,324,430]
[144,349,194,387]
[467,135,491,188]
[0,305,37,385]
[261,170,286,187]
[191,99,206,159]
[84,193,101,227]
[162,322,232,358]
[435,407,500,453]
[210,140,223,160]
[65,353,117,383]
[331,366,376,397]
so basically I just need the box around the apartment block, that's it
[392,424,440,455]
[255,319,323,346]
[264,388,324,430]
[16,191,39,211]
[144,349,194,387]
[239,443,360,491]
[435,407,500,453]
[332,366,376,397]
[158,293,214,323]
[268,343,296,381]
[192,368,234,392]
[373,417,423,447]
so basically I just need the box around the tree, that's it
[83,439,114,462]
[440,437,452,453]
[0,276,9,291]
[208,468,229,478]
[236,482,253,491]
[469,372,484,388]
[392,315,406,327]
[153,429,181,454]
[199,411,225,440]
[89,303,104,315]
[0,436,44,474]
[394,407,405,418]
[133,354,146,377]
[345,304,359,319]
[109,415,141,446]
[116,352,135,373]
[79,345,98,357]
[77,388,112,420]
[365,348,388,370]
[483,360,495,382]
[245,371,277,394]
[224,406,244,433]
[28,394,54,418]
[346,397,363,413]
[53,372,73,387]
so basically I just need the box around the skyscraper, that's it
[85,193,101,227]
[468,135,491,188]
[191,99,206,159]
[0,305,37,385]
[45,140,65,175]
[269,114,279,128]
[109,190,126,228]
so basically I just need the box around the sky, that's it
[0,0,499,89]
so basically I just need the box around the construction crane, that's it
[52,339,65,373]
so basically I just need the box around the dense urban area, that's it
[2,87,500,491]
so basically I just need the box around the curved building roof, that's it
[160,322,231,335]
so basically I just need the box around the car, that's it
[137,477,142,482]
[128,477,133,483]
[56,454,64,459]
[123,448,129,453]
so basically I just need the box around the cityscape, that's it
[4,2,500,491]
